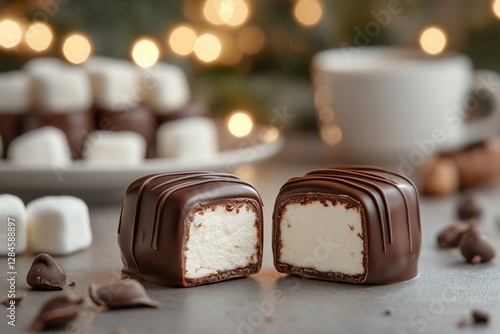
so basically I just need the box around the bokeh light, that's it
[0,19,23,49]
[293,0,323,27]
[320,124,343,146]
[225,0,249,26]
[25,22,53,52]
[228,111,253,137]
[493,0,500,18]
[203,0,225,25]
[419,26,447,55]
[169,25,197,56]
[218,35,243,65]
[237,26,265,54]
[131,38,160,68]
[318,107,335,123]
[194,34,222,62]
[62,33,92,64]
[260,127,280,143]
[203,0,250,26]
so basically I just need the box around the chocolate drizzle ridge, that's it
[272,166,421,285]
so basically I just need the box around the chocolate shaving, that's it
[27,253,67,290]
[31,292,83,331]
[89,280,160,309]
[472,309,490,324]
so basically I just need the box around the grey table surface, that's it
[2,133,500,334]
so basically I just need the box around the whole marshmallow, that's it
[23,57,65,76]
[156,117,218,159]
[85,58,141,110]
[32,66,92,113]
[0,194,27,256]
[27,196,92,255]
[142,63,191,114]
[82,131,146,166]
[7,126,71,166]
[0,71,31,113]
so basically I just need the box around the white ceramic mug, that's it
[312,47,500,164]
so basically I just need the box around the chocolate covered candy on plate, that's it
[24,65,95,159]
[118,171,263,287]
[0,71,31,157]
[272,166,422,284]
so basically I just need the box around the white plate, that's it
[0,123,284,192]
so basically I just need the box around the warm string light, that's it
[203,0,250,27]
[169,25,197,56]
[194,33,222,62]
[227,111,253,137]
[293,0,323,27]
[493,0,500,18]
[237,26,265,54]
[62,33,92,64]
[131,38,160,68]
[419,26,447,55]
[25,22,53,52]
[0,19,23,49]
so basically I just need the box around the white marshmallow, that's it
[32,66,92,113]
[7,126,71,166]
[185,202,259,279]
[142,63,191,114]
[85,58,141,110]
[0,71,31,113]
[156,117,218,159]
[279,201,365,275]
[82,131,146,166]
[0,194,27,256]
[23,57,65,76]
[27,196,92,255]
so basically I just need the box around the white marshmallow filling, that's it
[184,200,260,279]
[278,195,366,276]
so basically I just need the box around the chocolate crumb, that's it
[457,317,470,328]
[69,281,76,287]
[27,253,67,290]
[436,223,470,248]
[265,316,273,322]
[384,308,392,316]
[459,221,496,264]
[472,309,490,324]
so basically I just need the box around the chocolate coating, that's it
[273,166,421,284]
[0,113,25,157]
[118,171,263,287]
[96,106,157,158]
[23,110,95,159]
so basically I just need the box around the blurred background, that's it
[1,0,500,132]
